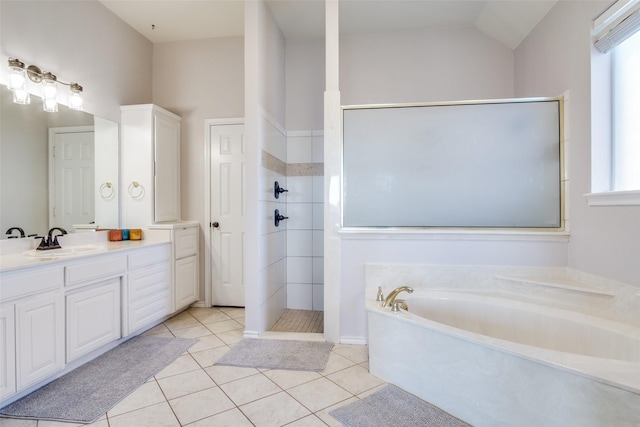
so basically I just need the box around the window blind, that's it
[594,1,640,52]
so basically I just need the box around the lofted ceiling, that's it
[99,0,557,49]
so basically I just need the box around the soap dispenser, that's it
[376,286,384,306]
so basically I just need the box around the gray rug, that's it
[330,384,472,427]
[215,338,333,371]
[0,335,197,424]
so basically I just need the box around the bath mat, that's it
[215,338,333,371]
[0,335,197,424]
[330,384,472,427]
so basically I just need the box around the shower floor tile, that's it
[271,309,324,333]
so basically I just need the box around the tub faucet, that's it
[383,286,414,308]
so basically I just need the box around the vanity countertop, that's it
[0,229,171,273]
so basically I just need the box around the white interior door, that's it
[210,124,245,307]
[49,127,94,232]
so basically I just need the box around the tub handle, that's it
[391,299,408,313]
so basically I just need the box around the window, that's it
[588,0,640,205]
[612,30,640,191]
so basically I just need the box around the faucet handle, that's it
[376,286,384,304]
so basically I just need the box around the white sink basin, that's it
[22,245,106,258]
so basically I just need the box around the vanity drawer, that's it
[0,266,64,301]
[65,255,127,287]
[174,227,198,259]
[127,245,170,270]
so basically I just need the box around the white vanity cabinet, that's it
[65,254,126,363]
[0,305,16,400]
[15,292,65,390]
[121,104,181,228]
[0,266,65,395]
[125,245,172,336]
[150,222,199,312]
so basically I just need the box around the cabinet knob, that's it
[211,221,219,228]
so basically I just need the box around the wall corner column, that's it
[324,0,341,343]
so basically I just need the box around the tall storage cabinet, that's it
[121,104,181,228]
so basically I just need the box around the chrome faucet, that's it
[382,286,414,308]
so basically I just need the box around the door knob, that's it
[211,221,219,228]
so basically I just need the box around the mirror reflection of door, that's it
[48,126,95,232]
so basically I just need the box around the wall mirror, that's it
[1,85,119,239]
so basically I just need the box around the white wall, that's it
[0,0,152,123]
[327,25,573,343]
[152,37,244,301]
[340,26,514,105]
[514,1,640,288]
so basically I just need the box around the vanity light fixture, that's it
[5,58,84,112]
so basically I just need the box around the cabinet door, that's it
[154,112,180,222]
[16,292,64,390]
[127,263,171,334]
[0,305,16,400]
[67,279,121,362]
[175,255,199,311]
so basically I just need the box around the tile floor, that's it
[2,306,387,427]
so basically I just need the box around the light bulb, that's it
[69,83,83,111]
[13,88,30,105]
[41,72,58,112]
[7,58,27,92]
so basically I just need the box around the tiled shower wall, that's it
[286,130,324,311]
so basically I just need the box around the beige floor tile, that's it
[107,380,166,417]
[286,414,330,426]
[204,319,243,334]
[187,334,226,352]
[321,352,357,375]
[33,421,82,427]
[0,418,36,427]
[218,373,281,406]
[193,311,233,324]
[169,387,236,425]
[263,368,322,390]
[157,369,217,400]
[218,307,245,318]
[204,364,260,385]
[287,377,353,413]
[171,325,214,339]
[142,323,171,336]
[186,408,253,427]
[108,402,179,427]
[155,353,202,379]
[216,328,244,345]
[239,391,310,427]
[326,364,385,395]
[164,315,201,332]
[314,396,360,427]
[331,344,369,364]
[190,346,230,368]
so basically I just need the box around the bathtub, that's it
[367,290,640,426]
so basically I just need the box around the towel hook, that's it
[274,209,289,227]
